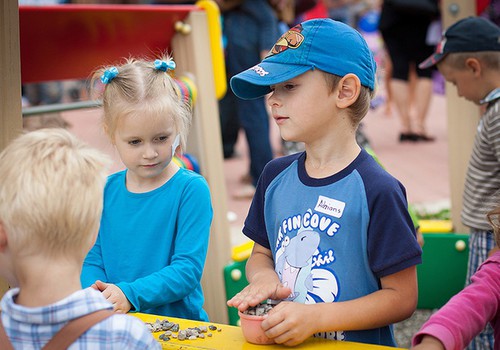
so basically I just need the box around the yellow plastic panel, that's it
[134,312,404,349]
[419,220,453,233]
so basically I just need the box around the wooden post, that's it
[1,0,23,149]
[0,0,23,297]
[172,11,231,324]
[441,0,477,233]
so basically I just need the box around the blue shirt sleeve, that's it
[81,231,107,287]
[359,159,422,277]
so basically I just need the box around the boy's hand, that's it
[262,301,318,346]
[227,279,291,312]
[94,280,132,314]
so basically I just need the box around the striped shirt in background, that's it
[462,95,500,231]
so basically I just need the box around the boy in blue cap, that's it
[418,16,500,350]
[227,18,422,347]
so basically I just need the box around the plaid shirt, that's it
[1,287,160,349]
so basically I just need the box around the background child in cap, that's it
[418,16,500,350]
[411,202,500,350]
[80,55,213,321]
[228,18,422,347]
[0,128,160,349]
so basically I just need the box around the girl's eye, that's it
[156,136,168,143]
[128,139,141,145]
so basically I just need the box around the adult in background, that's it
[378,0,440,142]
[217,0,280,198]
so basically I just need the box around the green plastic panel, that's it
[417,233,469,309]
[223,259,248,326]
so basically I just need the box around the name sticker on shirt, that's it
[315,196,345,218]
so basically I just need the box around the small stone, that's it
[243,302,276,316]
[158,333,171,341]
[178,330,187,340]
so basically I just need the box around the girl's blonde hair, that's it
[91,54,192,151]
[0,128,110,259]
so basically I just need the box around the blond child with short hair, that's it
[227,18,422,347]
[0,128,159,349]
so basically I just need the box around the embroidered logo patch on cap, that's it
[230,18,377,100]
[267,24,305,57]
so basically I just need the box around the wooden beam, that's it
[441,0,478,233]
[1,0,23,150]
[172,10,231,324]
[0,0,23,298]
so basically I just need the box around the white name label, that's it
[314,196,345,218]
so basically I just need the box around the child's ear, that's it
[103,124,116,145]
[336,74,361,108]
[465,58,481,76]
[0,221,8,253]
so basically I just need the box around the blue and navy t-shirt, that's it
[243,149,422,346]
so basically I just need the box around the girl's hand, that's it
[411,335,445,350]
[262,301,319,346]
[94,280,132,314]
[227,279,291,312]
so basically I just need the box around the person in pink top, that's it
[411,204,500,350]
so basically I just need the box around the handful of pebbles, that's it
[145,319,221,342]
[242,302,276,316]
[238,302,279,345]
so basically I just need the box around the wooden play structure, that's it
[2,0,232,324]
[441,0,482,234]
[0,0,483,326]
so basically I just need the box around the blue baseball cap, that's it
[230,18,377,100]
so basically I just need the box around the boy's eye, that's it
[284,84,296,90]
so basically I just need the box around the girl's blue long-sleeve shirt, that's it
[81,168,213,321]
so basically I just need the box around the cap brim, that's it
[418,52,446,69]
[230,61,312,100]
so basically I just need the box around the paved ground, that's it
[394,309,434,348]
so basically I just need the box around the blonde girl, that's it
[81,55,213,321]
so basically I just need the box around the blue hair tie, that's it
[154,59,176,72]
[101,67,119,84]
